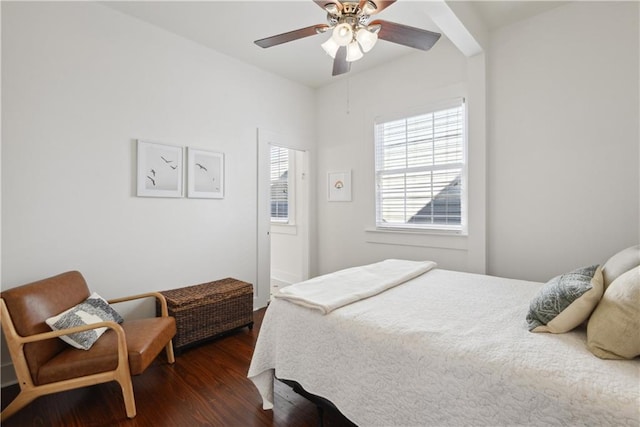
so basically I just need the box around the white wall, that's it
[315,38,487,275]
[488,1,639,281]
[316,1,639,281]
[2,1,315,291]
[1,2,315,382]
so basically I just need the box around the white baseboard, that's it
[1,362,17,388]
[270,277,291,287]
[271,269,300,287]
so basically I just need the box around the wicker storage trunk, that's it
[158,278,253,352]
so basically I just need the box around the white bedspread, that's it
[274,259,436,314]
[248,268,640,426]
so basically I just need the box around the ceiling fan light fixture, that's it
[324,3,339,15]
[362,1,377,16]
[321,37,340,58]
[332,22,354,46]
[355,27,378,53]
[346,40,363,62]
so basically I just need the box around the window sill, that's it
[271,223,297,235]
[365,227,467,250]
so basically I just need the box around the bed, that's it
[248,255,640,426]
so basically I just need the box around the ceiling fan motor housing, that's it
[326,2,373,26]
[340,2,360,15]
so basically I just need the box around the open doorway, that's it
[269,146,307,297]
[256,130,310,308]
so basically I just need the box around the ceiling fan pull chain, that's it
[346,78,351,115]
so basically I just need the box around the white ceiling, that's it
[104,1,566,88]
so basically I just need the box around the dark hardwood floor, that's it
[1,308,356,427]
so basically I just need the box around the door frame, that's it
[256,129,310,308]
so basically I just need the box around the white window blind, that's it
[375,100,465,231]
[270,146,289,222]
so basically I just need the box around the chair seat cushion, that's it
[36,317,176,385]
[122,317,176,375]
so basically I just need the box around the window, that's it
[270,145,289,222]
[374,99,465,232]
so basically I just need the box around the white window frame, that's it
[374,98,467,234]
[270,145,295,224]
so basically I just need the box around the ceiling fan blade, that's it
[312,0,343,12]
[360,0,396,15]
[332,46,351,76]
[255,24,329,48]
[370,19,441,51]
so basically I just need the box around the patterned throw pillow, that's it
[526,265,603,333]
[46,292,124,350]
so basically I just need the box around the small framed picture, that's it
[327,170,351,202]
[187,148,224,199]
[137,140,183,198]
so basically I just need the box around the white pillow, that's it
[46,292,124,350]
[526,265,604,333]
[602,245,640,289]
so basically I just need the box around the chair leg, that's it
[1,389,38,422]
[116,375,137,418]
[165,339,175,363]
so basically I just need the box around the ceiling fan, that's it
[254,0,442,77]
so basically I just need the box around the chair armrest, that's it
[1,298,132,396]
[10,319,130,389]
[17,320,125,345]
[108,292,169,317]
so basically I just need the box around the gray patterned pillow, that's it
[46,292,124,350]
[526,265,604,333]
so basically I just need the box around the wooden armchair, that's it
[0,271,176,421]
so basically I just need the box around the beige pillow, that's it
[587,266,640,359]
[602,245,640,289]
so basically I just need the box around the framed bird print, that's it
[187,148,224,199]
[136,140,183,198]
